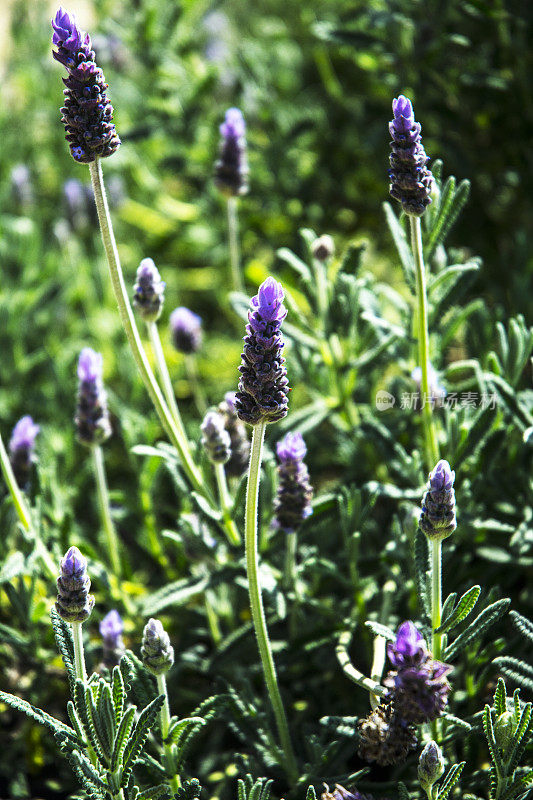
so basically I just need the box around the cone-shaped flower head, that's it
[312,234,335,262]
[56,545,95,623]
[419,459,457,540]
[236,277,289,425]
[274,431,313,532]
[201,410,231,464]
[218,391,250,477]
[170,307,202,354]
[384,621,452,724]
[9,416,40,489]
[389,95,433,216]
[141,618,174,675]
[75,348,112,446]
[214,107,249,197]
[52,8,120,163]
[99,609,125,668]
[358,698,417,765]
[133,258,165,322]
[418,741,445,791]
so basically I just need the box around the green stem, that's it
[283,531,297,589]
[72,621,87,683]
[147,321,189,446]
[245,422,298,783]
[0,432,56,579]
[92,445,121,577]
[336,629,385,700]
[227,196,244,294]
[431,538,442,661]
[204,591,223,645]
[214,462,241,545]
[88,159,204,493]
[410,215,439,470]
[156,673,180,793]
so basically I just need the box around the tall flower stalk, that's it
[236,278,297,782]
[389,95,439,470]
[215,108,249,293]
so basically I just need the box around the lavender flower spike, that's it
[9,416,40,489]
[52,8,120,163]
[99,609,125,668]
[56,545,95,623]
[389,95,433,216]
[236,277,289,426]
[418,741,445,791]
[170,307,203,354]
[274,431,313,532]
[419,459,457,540]
[201,410,231,465]
[141,618,174,675]
[75,348,112,446]
[218,392,250,477]
[214,107,249,197]
[133,258,165,322]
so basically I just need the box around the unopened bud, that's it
[418,741,444,791]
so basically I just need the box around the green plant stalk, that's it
[156,674,180,793]
[147,321,189,447]
[431,538,442,661]
[0,432,56,579]
[71,620,98,767]
[88,158,204,493]
[283,531,297,589]
[410,215,439,470]
[214,462,241,545]
[245,421,298,783]
[336,630,385,701]
[92,445,121,577]
[227,196,244,294]
[369,579,396,709]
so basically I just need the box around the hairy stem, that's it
[283,531,297,589]
[0,432,56,579]
[215,462,241,545]
[88,158,204,493]
[336,629,385,702]
[410,215,439,470]
[227,196,244,293]
[245,421,298,783]
[147,321,189,445]
[156,674,180,793]
[431,538,442,661]
[92,445,121,577]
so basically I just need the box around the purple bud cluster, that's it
[419,460,457,540]
[201,410,231,465]
[236,277,289,426]
[214,108,249,197]
[133,258,166,323]
[99,609,125,668]
[56,546,95,623]
[52,8,120,163]
[274,432,313,533]
[321,784,373,800]
[170,307,203,354]
[358,621,451,765]
[218,392,250,477]
[9,416,40,489]
[389,95,433,216]
[141,618,174,675]
[75,348,112,446]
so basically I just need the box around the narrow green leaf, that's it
[493,678,507,717]
[167,716,206,745]
[506,702,532,775]
[383,202,414,287]
[436,762,466,800]
[364,621,396,641]
[510,610,533,644]
[112,665,125,725]
[121,695,164,786]
[0,690,79,744]
[141,575,209,616]
[306,787,318,800]
[50,608,76,693]
[483,705,504,775]
[440,593,457,626]
[444,598,511,660]
[435,585,481,634]
[493,658,533,693]
[111,705,135,772]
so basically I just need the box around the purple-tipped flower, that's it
[419,460,457,540]
[274,431,313,533]
[9,416,40,489]
[389,95,433,216]
[358,697,418,765]
[384,621,452,724]
[321,785,373,800]
[141,618,174,675]
[236,277,289,426]
[56,545,95,623]
[218,392,250,477]
[170,307,202,354]
[133,258,165,323]
[418,741,445,790]
[201,410,231,465]
[214,107,249,197]
[52,8,120,163]
[75,348,112,446]
[99,609,125,668]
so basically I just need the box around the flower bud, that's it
[218,392,250,477]
[141,618,174,675]
[311,235,335,262]
[273,431,313,532]
[133,258,165,322]
[495,711,514,753]
[99,609,125,668]
[75,348,112,446]
[389,95,433,217]
[214,108,249,197]
[418,741,445,791]
[201,410,231,465]
[419,460,457,541]
[56,546,95,623]
[9,416,40,490]
[170,307,202,354]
